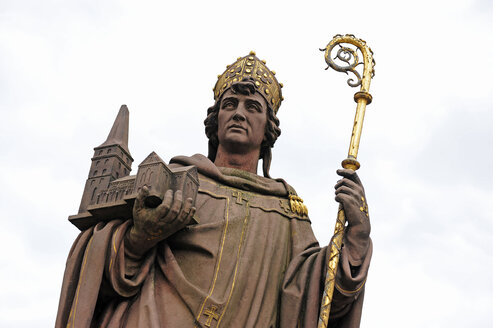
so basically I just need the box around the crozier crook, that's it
[318,34,376,328]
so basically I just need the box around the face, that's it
[217,89,268,154]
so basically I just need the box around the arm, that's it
[124,186,196,258]
[100,186,196,298]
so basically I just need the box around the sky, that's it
[1,0,492,326]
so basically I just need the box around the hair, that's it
[204,78,281,178]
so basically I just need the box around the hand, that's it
[335,169,371,265]
[126,186,196,256]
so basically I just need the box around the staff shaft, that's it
[318,34,375,328]
[317,95,370,328]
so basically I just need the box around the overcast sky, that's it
[1,0,492,327]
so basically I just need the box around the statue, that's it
[56,51,372,328]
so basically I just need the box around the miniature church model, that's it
[69,105,198,230]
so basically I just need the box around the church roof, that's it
[139,151,165,166]
[98,105,130,155]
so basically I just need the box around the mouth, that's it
[228,124,247,131]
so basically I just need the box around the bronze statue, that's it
[56,51,372,328]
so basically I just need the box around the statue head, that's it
[204,52,283,178]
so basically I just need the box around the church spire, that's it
[98,104,130,154]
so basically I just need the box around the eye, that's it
[246,101,262,112]
[221,99,237,110]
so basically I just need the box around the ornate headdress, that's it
[213,51,284,114]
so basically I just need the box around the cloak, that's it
[56,154,372,328]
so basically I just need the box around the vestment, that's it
[56,154,371,328]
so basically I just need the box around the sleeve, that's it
[103,219,156,298]
[279,217,372,328]
[55,220,121,328]
[55,219,158,328]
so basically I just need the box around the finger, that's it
[186,207,197,224]
[334,178,360,191]
[177,197,193,222]
[335,185,357,198]
[163,190,183,223]
[134,185,149,212]
[335,193,353,206]
[156,189,173,218]
[336,169,362,186]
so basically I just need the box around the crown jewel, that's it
[214,51,283,113]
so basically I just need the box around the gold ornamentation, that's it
[203,305,220,327]
[288,194,308,217]
[359,196,369,217]
[232,190,250,205]
[320,34,376,163]
[214,52,284,113]
[318,34,376,328]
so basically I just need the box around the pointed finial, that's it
[280,83,284,88]
[249,50,256,55]
[98,105,130,154]
[261,59,266,64]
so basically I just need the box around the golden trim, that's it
[199,176,285,200]
[248,203,309,221]
[113,226,119,253]
[67,236,94,328]
[217,203,250,327]
[199,176,308,219]
[196,193,230,322]
[108,226,120,272]
[335,277,367,295]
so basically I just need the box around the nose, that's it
[232,103,246,121]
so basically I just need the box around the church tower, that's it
[78,105,134,213]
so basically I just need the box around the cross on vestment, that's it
[232,190,249,205]
[203,306,219,327]
[279,199,291,213]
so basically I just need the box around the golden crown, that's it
[213,51,284,114]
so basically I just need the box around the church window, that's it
[102,169,107,175]
[96,160,100,166]
[91,187,97,201]
[148,171,153,183]
[119,162,121,169]
[115,191,119,200]
[98,150,103,155]
[107,149,111,154]
[116,172,119,178]
[105,159,109,164]
[93,170,98,176]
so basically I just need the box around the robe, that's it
[56,154,372,328]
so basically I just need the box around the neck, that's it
[214,145,260,174]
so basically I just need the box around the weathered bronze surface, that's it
[56,51,372,328]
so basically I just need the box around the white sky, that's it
[1,0,492,326]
